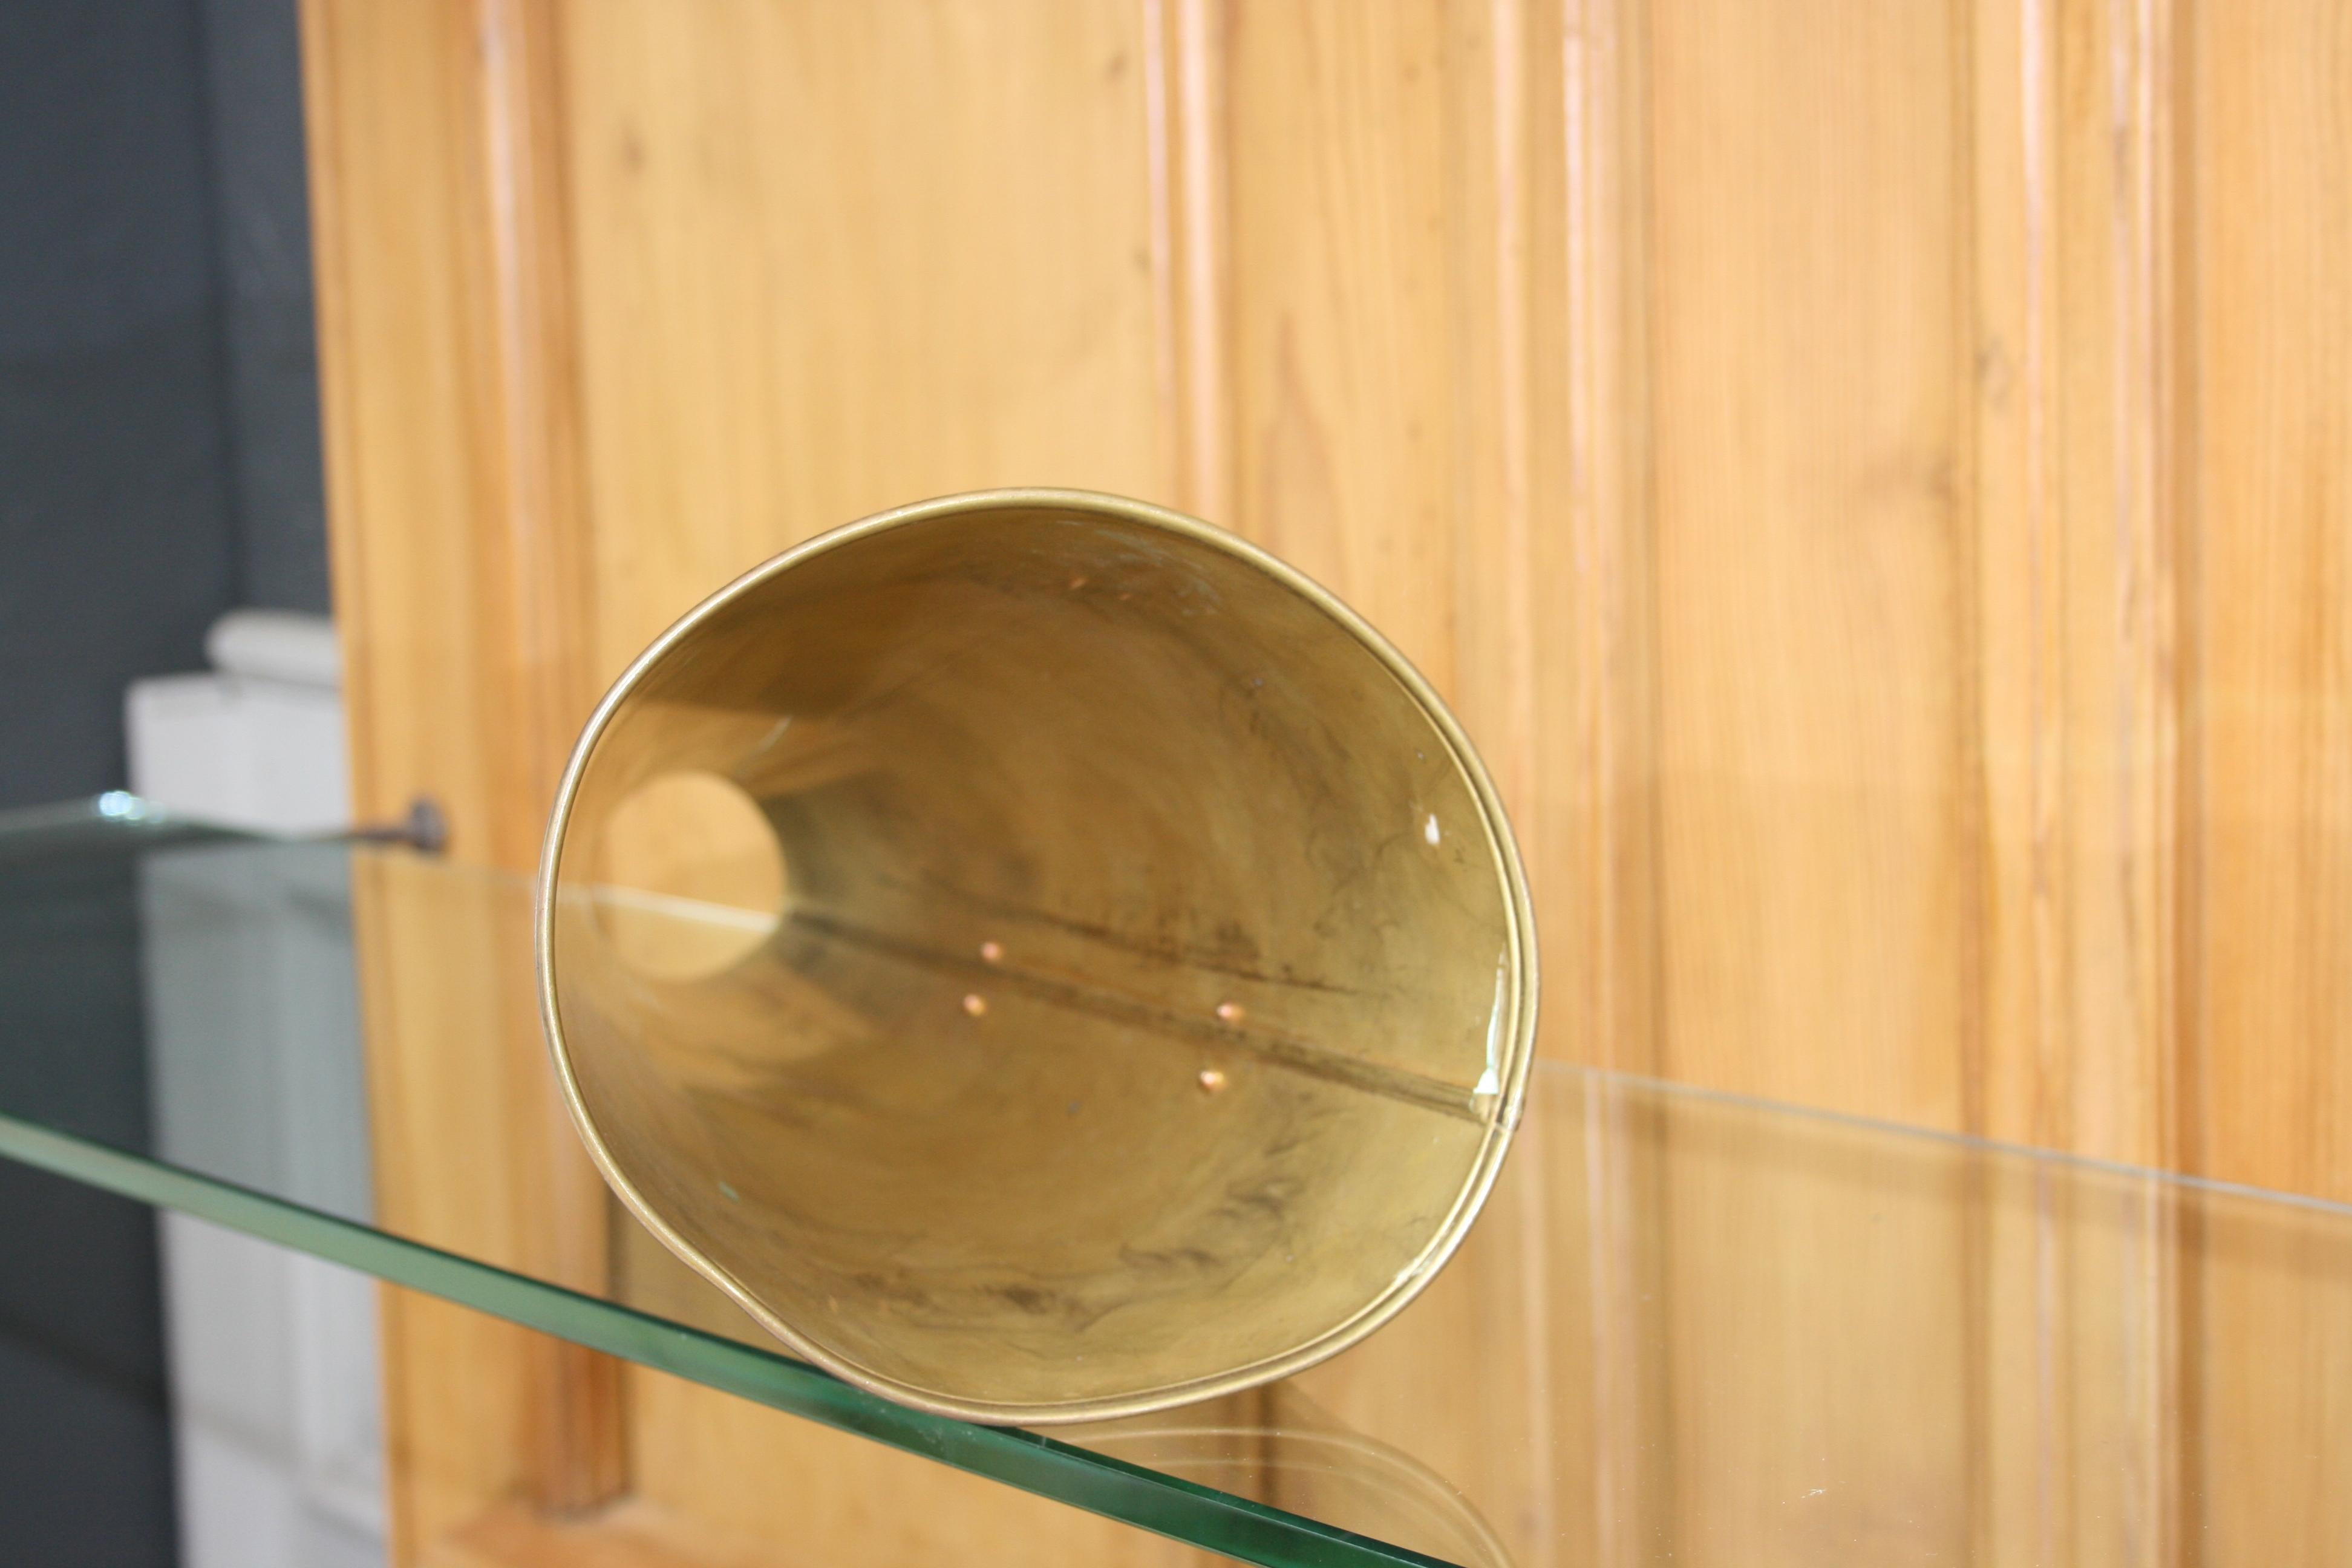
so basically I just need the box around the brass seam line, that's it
[787,908,1491,1125]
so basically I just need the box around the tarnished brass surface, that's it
[537,490,1537,1423]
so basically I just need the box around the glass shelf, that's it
[1,799,2347,1566]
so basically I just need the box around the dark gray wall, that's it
[0,852,179,1568]
[0,0,238,815]
[202,0,329,615]
[0,1,327,1562]
[0,0,327,812]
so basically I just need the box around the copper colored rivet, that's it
[979,940,1005,964]
[1215,1001,1245,1025]
[962,993,988,1017]
[1198,1068,1227,1093]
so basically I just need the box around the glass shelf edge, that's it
[1581,1060,2352,1220]
[0,1109,1462,1568]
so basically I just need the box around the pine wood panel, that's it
[558,0,1172,681]
[544,2,1230,1563]
[346,850,625,1555]
[2192,1195,2352,1566]
[1195,4,2324,1567]
[2187,0,2352,1204]
[301,0,2352,1563]
[431,1497,790,1568]
[1968,0,2186,1172]
[1212,13,1602,1566]
[1642,0,1978,1132]
[1230,12,1976,1567]
[1281,1074,2203,1568]
[2178,5,2352,1563]
[430,1491,1189,1568]
[1213,0,1560,1039]
[302,0,626,1549]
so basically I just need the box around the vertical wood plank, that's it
[303,0,624,1543]
[1964,7,2190,1552]
[304,0,2352,1562]
[1146,0,1236,524]
[1209,8,1624,1563]
[1570,1080,1677,1568]
[1642,0,1976,1131]
[1967,0,2186,1173]
[2192,1197,2352,1566]
[557,0,1172,684]
[476,0,632,1510]
[2186,0,2352,1206]
[1664,1118,1978,1566]
[1560,0,1662,1080]
[1223,0,1464,693]
[346,855,589,1556]
[2181,4,2352,1563]
[1215,0,1572,1055]
[549,4,1218,1561]
[1626,14,1994,1550]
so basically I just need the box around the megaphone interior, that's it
[537,489,1537,1424]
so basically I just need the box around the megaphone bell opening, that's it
[539,493,1534,1420]
[589,769,788,980]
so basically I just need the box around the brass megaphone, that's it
[537,490,1536,1424]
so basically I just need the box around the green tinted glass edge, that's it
[0,1111,1458,1568]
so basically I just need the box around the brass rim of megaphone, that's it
[535,488,1539,1425]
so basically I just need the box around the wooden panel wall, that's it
[552,4,1212,1559]
[301,1,624,1557]
[2189,1,2352,1203]
[301,0,2351,1564]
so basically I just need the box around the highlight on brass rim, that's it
[536,489,1538,1425]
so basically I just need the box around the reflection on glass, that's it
[1070,1386,1513,1568]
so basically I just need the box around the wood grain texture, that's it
[309,0,2352,1222]
[2185,0,2352,1204]
[1275,1070,2220,1568]
[558,0,1172,685]
[429,1498,778,1568]
[302,0,2352,1561]
[541,1,1228,1561]
[346,852,615,1555]
[1640,0,1979,1131]
[625,1367,1226,1568]
[1211,15,1596,1565]
[304,0,596,868]
[2177,5,2352,1563]
[431,1490,1159,1568]
[1558,0,1662,1083]
[302,0,624,1542]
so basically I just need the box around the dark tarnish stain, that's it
[789,909,1483,1120]
[1215,1177,1301,1224]
[998,1284,1072,1316]
[1118,1244,1223,1274]
[1209,917,1262,965]
[894,871,1362,994]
